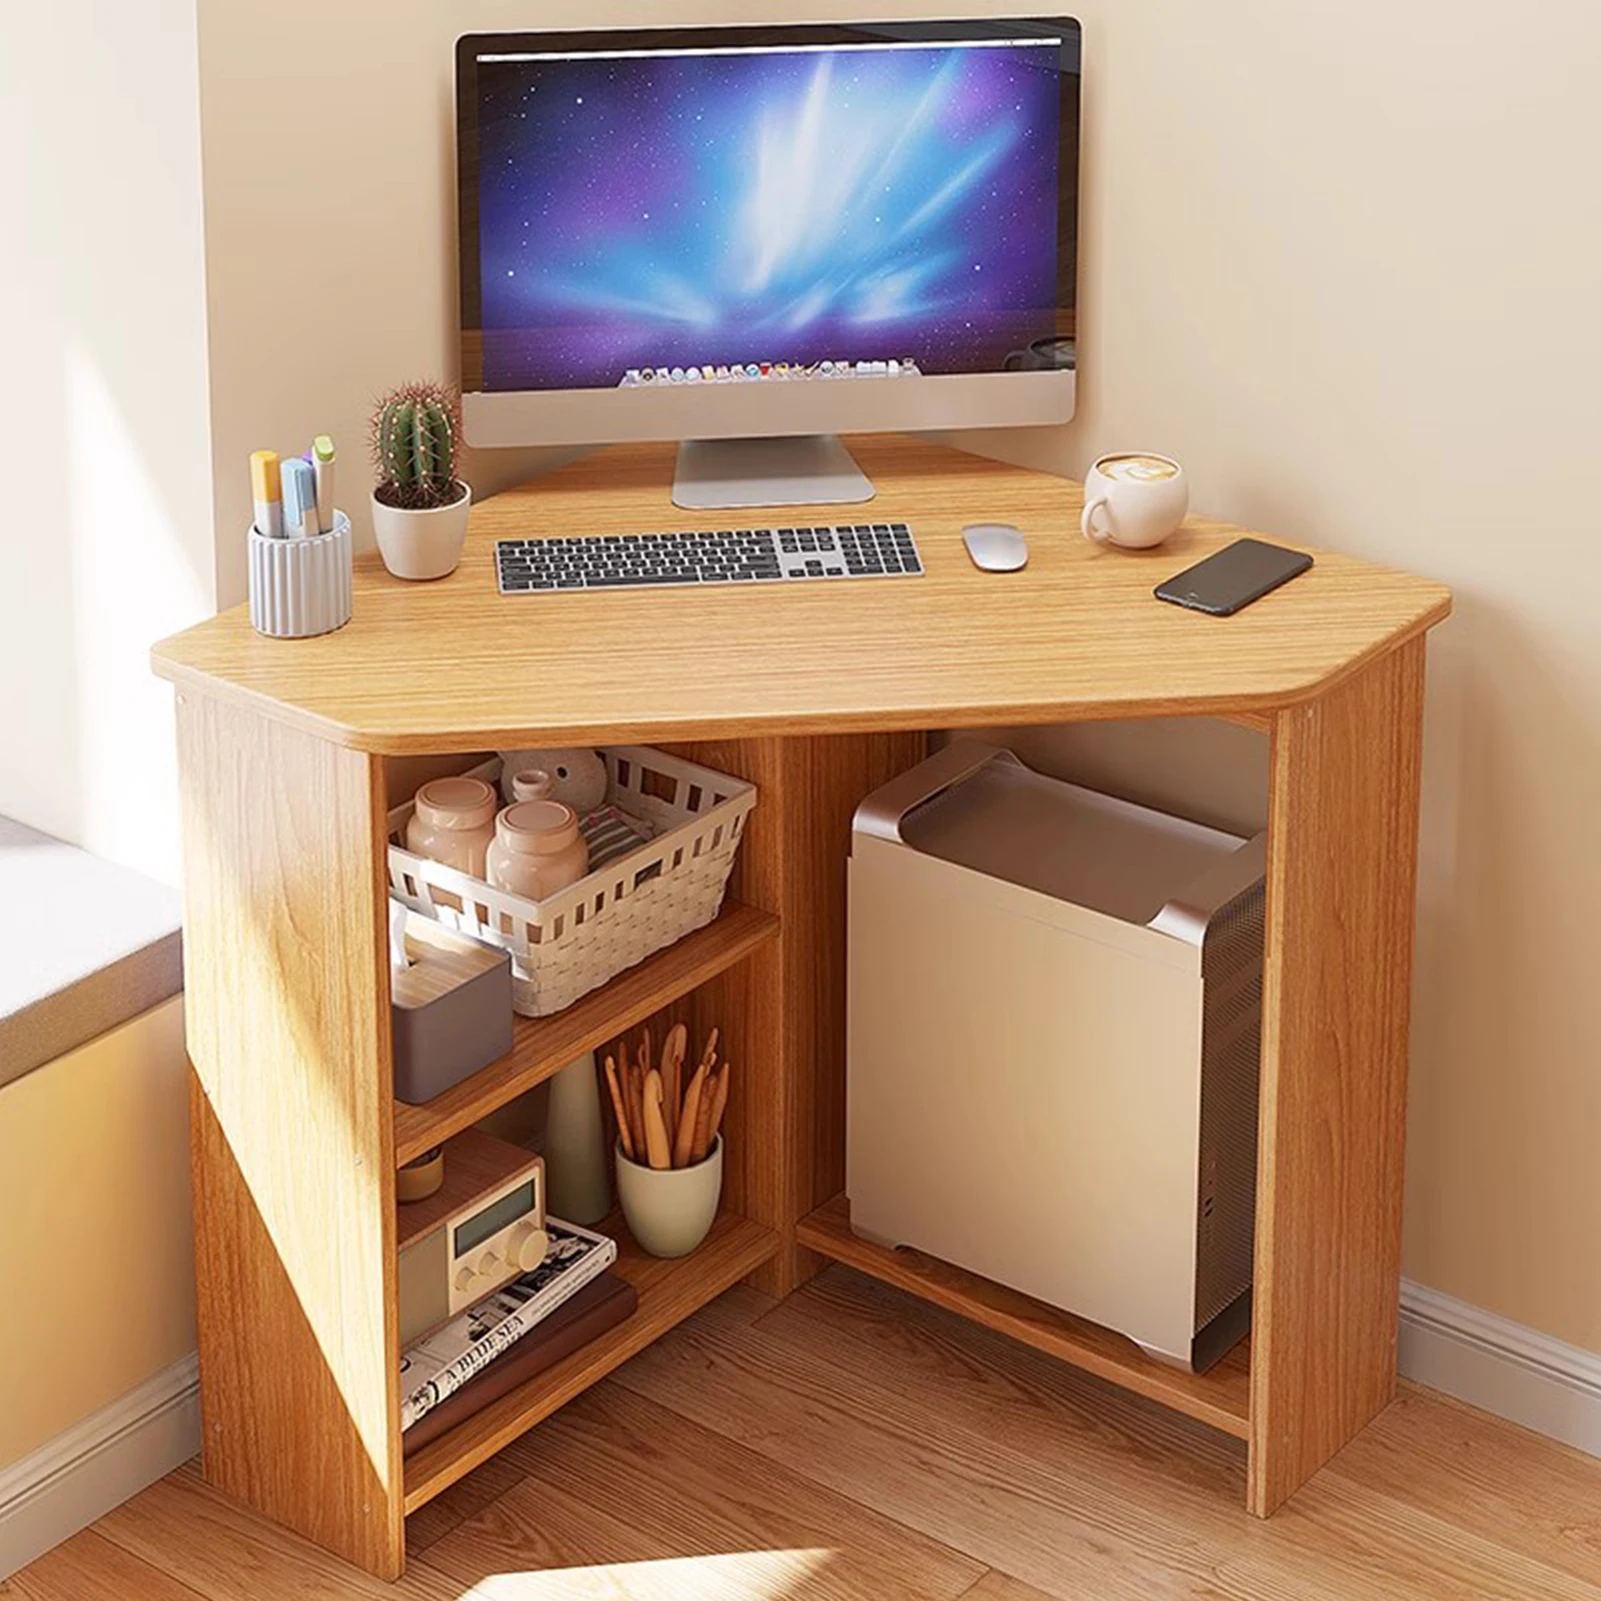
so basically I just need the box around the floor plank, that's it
[619,1266,1601,1601]
[92,1465,462,1601]
[420,1384,985,1601]
[9,1269,1601,1601]
[958,1575,1057,1601]
[405,1451,527,1559]
[1324,1384,1601,1589]
[0,1529,206,1600]
[619,1269,1254,1599]
[1245,1472,1600,1601]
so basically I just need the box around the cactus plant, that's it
[370,381,464,511]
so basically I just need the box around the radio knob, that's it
[474,1248,501,1279]
[453,1265,477,1293]
[506,1221,549,1272]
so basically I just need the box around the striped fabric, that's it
[580,804,651,871]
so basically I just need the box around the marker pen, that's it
[311,435,336,534]
[250,450,283,538]
[282,456,317,538]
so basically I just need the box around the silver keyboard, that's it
[496,522,924,592]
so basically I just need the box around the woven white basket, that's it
[386,747,756,1017]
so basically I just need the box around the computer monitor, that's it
[456,19,1081,508]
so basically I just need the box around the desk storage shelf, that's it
[391,902,783,1514]
[798,1195,1251,1438]
[153,435,1450,1580]
[394,902,779,1165]
[392,901,782,1514]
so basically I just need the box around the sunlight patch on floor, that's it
[463,1546,837,1599]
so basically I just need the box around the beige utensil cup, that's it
[615,1135,723,1258]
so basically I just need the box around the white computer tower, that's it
[846,742,1265,1371]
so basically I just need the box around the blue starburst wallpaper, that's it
[473,39,1062,391]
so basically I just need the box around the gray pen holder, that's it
[248,510,353,639]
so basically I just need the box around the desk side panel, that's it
[177,693,403,1577]
[665,732,925,1296]
[1249,636,1426,1513]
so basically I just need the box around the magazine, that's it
[399,1217,617,1432]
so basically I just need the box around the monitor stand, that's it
[672,435,875,511]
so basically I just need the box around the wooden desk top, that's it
[152,436,1450,754]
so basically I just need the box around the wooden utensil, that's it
[690,1063,725,1161]
[642,1069,672,1170]
[638,1039,654,1140]
[703,1064,730,1152]
[604,1054,634,1160]
[673,1063,708,1169]
[661,1022,688,1145]
[695,1026,720,1079]
[689,1076,716,1162]
[624,1049,646,1159]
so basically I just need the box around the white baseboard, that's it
[0,1353,199,1580]
[1399,1280,1601,1457]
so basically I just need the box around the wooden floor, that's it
[10,1265,1601,1600]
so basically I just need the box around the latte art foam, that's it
[1097,454,1179,482]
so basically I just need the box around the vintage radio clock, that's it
[397,1127,548,1346]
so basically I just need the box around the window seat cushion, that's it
[0,817,182,1090]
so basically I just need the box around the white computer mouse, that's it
[962,522,1029,572]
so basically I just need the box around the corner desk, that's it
[151,434,1451,1580]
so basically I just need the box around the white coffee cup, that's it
[1081,453,1189,549]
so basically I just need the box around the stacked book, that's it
[399,1218,635,1452]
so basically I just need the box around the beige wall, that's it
[0,4,205,1477]
[196,0,596,609]
[0,1,214,886]
[955,1,1601,1353]
[193,0,1601,1353]
[0,1000,196,1465]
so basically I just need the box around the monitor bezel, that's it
[455,18,1081,447]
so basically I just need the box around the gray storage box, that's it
[847,741,1265,1372]
[392,912,514,1105]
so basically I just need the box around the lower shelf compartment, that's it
[402,1208,778,1514]
[393,901,780,1166]
[797,1194,1251,1440]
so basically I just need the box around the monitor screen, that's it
[458,22,1079,400]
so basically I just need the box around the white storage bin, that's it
[847,740,1265,1372]
[388,747,755,1017]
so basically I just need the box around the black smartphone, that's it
[1155,538,1313,616]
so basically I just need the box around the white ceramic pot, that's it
[615,1135,723,1258]
[371,481,472,580]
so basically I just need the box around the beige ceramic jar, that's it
[487,800,590,901]
[406,777,498,877]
